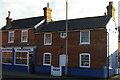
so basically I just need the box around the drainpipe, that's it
[107,32,109,78]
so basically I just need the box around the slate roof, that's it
[35,16,111,33]
[2,16,44,30]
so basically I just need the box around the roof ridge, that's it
[50,16,110,23]
[13,16,44,21]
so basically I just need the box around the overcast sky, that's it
[0,0,119,28]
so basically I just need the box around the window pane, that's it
[45,34,51,44]
[23,31,27,35]
[2,52,12,64]
[22,31,27,41]
[7,52,12,57]
[2,58,12,63]
[9,32,14,42]
[44,54,51,65]
[10,32,14,37]
[22,59,27,64]
[15,52,27,65]
[80,54,90,67]
[2,52,7,57]
[81,32,89,43]
[16,59,27,64]
[16,59,22,64]
[10,37,14,41]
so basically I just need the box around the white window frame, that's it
[8,31,14,43]
[43,53,51,66]
[44,33,52,45]
[80,31,90,44]
[14,51,29,66]
[21,30,28,42]
[80,53,90,68]
[60,32,67,38]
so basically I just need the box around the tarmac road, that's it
[1,69,120,80]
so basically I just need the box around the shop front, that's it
[1,48,35,72]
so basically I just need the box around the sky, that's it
[0,0,119,28]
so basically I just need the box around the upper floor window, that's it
[43,53,51,66]
[80,53,90,68]
[44,33,52,45]
[80,31,90,44]
[8,31,14,43]
[21,30,28,42]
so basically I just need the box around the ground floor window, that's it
[2,52,12,64]
[80,53,90,68]
[43,53,51,66]
[15,52,28,65]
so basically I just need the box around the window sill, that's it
[2,63,12,65]
[14,64,28,66]
[8,41,14,43]
[21,41,28,43]
[44,43,52,46]
[43,64,51,66]
[80,66,90,68]
[80,42,90,44]
[80,42,90,45]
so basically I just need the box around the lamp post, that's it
[65,0,68,77]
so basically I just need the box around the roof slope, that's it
[2,16,44,30]
[35,16,111,33]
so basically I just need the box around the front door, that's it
[59,54,66,66]
[28,53,34,73]
[51,54,66,76]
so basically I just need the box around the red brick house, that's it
[1,13,44,71]
[0,2,119,78]
[34,16,118,78]
[34,2,118,78]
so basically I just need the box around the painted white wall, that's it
[106,18,118,68]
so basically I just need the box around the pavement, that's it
[2,69,53,79]
[1,69,120,80]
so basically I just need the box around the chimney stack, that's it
[106,1,115,21]
[6,11,12,28]
[43,3,52,22]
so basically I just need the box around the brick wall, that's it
[35,29,107,69]
[2,30,8,46]
[2,28,35,46]
[118,42,120,67]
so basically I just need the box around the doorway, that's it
[28,53,34,73]
[59,54,66,66]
